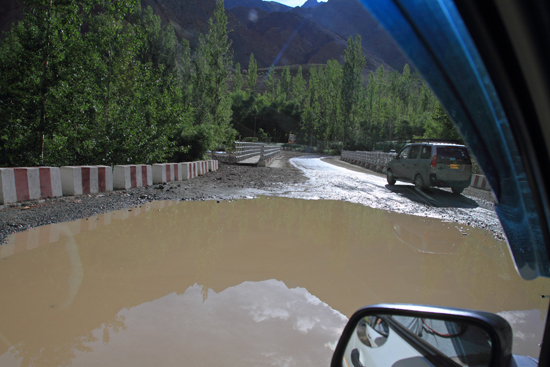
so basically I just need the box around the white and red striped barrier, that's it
[60,166,113,196]
[113,165,153,190]
[195,161,208,175]
[470,174,491,191]
[152,163,181,184]
[180,162,198,180]
[0,167,62,205]
[208,160,219,172]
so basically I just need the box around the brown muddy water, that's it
[0,197,548,366]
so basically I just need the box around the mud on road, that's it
[0,151,502,243]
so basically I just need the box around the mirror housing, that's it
[331,304,513,367]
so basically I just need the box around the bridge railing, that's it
[261,145,281,160]
[235,142,264,162]
[341,150,397,173]
[232,142,281,163]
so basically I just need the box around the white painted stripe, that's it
[27,168,41,200]
[0,169,16,205]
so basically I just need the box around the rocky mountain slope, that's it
[292,0,408,71]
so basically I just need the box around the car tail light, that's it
[431,155,437,168]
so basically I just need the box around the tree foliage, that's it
[0,0,236,167]
[1,0,460,167]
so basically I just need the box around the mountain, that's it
[225,0,292,12]
[301,0,321,9]
[292,0,409,71]
[228,8,348,68]
[140,0,216,49]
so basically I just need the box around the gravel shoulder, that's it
[0,151,307,243]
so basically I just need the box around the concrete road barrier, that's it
[0,167,62,205]
[152,163,181,184]
[470,174,491,191]
[114,165,152,190]
[180,162,198,180]
[208,160,218,172]
[60,166,113,196]
[196,161,208,175]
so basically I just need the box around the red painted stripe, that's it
[193,163,196,178]
[130,166,137,188]
[174,164,179,181]
[166,165,172,182]
[473,175,480,187]
[98,167,106,192]
[14,168,30,202]
[39,168,53,198]
[82,167,91,194]
[141,166,148,186]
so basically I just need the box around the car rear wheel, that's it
[414,174,426,190]
[452,186,464,194]
[387,170,396,185]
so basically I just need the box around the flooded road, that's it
[0,198,548,366]
[258,156,503,239]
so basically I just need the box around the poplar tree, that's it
[291,65,307,106]
[280,65,291,100]
[191,0,235,148]
[246,53,258,96]
[341,35,365,149]
[233,63,244,93]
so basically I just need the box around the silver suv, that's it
[386,142,472,194]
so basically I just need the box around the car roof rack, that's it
[411,138,463,145]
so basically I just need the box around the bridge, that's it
[213,142,282,166]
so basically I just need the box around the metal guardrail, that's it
[235,142,264,162]
[261,145,280,160]
[341,150,397,172]
[232,142,281,163]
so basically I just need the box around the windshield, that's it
[437,146,470,163]
[0,0,549,365]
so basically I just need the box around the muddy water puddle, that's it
[0,197,548,366]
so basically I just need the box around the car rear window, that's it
[436,146,470,163]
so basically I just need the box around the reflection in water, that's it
[0,198,548,366]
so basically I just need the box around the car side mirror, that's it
[331,304,513,367]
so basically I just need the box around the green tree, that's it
[423,102,461,140]
[341,35,365,149]
[191,0,236,151]
[291,65,307,106]
[280,65,291,100]
[233,62,244,92]
[246,53,258,96]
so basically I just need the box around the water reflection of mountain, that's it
[1,198,548,365]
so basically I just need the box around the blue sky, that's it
[269,0,328,7]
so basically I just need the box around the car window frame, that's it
[397,146,411,159]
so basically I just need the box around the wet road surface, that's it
[261,156,503,239]
[0,198,548,366]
